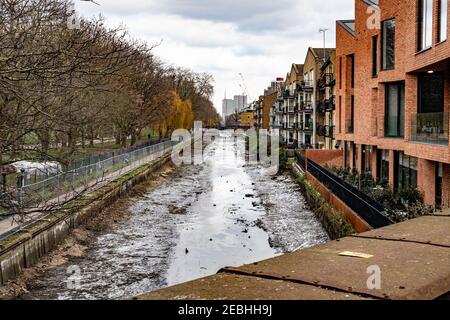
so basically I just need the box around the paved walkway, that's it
[0,147,172,239]
[135,215,450,300]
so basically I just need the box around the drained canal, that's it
[21,134,329,300]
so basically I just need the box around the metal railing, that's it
[410,112,449,145]
[12,140,175,209]
[295,150,392,229]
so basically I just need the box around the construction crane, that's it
[238,73,251,101]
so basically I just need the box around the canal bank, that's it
[9,134,329,300]
[0,145,174,292]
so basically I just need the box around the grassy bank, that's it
[291,165,355,240]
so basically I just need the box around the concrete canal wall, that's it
[0,154,172,286]
[291,163,369,238]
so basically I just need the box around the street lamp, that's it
[319,28,329,62]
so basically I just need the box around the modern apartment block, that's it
[254,81,280,130]
[335,0,450,208]
[270,48,336,149]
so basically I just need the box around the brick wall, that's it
[305,149,344,168]
[335,0,450,208]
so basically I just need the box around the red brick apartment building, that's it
[335,0,450,208]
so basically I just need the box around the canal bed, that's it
[21,134,329,300]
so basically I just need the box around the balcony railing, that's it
[318,73,335,88]
[324,97,335,111]
[410,112,449,145]
[300,101,313,111]
[300,122,314,132]
[300,80,314,91]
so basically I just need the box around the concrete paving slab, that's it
[352,216,450,247]
[223,236,450,300]
[135,273,372,300]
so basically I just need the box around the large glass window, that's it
[438,0,448,42]
[382,19,396,70]
[398,153,418,190]
[419,73,445,113]
[418,0,434,50]
[385,82,405,138]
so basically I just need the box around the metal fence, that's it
[17,138,169,187]
[295,151,392,229]
[16,140,175,209]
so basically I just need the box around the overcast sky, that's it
[77,0,355,114]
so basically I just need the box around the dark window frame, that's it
[438,0,448,43]
[349,54,355,88]
[418,72,445,113]
[349,95,355,134]
[398,152,418,190]
[381,18,396,70]
[377,149,390,182]
[384,82,405,138]
[418,0,434,51]
[372,35,379,77]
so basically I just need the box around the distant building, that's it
[240,111,254,129]
[233,95,248,113]
[222,98,234,122]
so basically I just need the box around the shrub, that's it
[329,167,433,222]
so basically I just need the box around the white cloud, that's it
[76,0,355,113]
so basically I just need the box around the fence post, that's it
[1,173,6,193]
[17,169,25,207]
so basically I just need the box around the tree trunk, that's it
[130,131,137,146]
[89,127,95,147]
[81,127,86,149]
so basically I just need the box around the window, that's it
[377,149,390,182]
[344,141,351,168]
[362,145,373,173]
[338,96,342,133]
[349,54,355,88]
[339,57,343,89]
[385,82,405,138]
[382,19,396,70]
[418,0,433,50]
[438,0,448,42]
[372,35,379,77]
[349,95,355,133]
[418,73,445,113]
[398,152,418,190]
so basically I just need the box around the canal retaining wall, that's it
[0,153,172,286]
[292,163,367,238]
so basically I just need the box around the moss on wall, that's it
[292,167,355,240]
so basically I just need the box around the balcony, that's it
[324,97,335,111]
[317,102,326,114]
[410,112,449,146]
[300,101,313,112]
[318,73,335,88]
[286,107,296,114]
[300,122,314,132]
[300,80,314,92]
